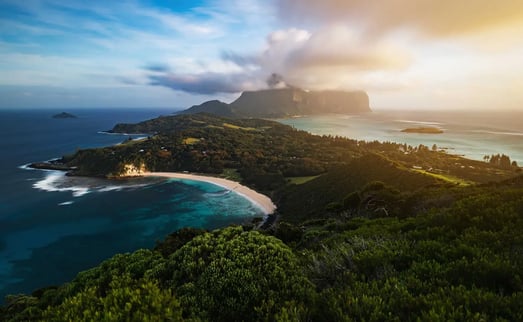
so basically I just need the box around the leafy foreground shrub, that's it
[2,228,314,321]
[161,226,315,321]
[1,249,169,322]
[44,274,181,321]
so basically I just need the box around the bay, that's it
[0,108,263,301]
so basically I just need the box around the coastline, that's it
[142,172,277,215]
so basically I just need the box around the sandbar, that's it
[142,172,276,215]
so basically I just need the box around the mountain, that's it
[181,88,371,118]
[231,88,370,117]
[181,100,235,118]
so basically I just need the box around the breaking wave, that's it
[204,189,232,198]
[32,170,154,198]
[33,172,90,197]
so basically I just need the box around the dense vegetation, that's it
[49,113,517,190]
[3,176,523,321]
[7,113,523,321]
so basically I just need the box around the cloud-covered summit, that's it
[144,25,410,95]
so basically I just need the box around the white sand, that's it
[142,172,277,215]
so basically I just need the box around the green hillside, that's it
[3,177,523,321]
[10,113,523,321]
[278,153,439,222]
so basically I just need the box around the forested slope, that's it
[9,113,523,321]
[3,177,523,321]
[36,113,518,189]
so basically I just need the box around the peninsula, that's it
[33,113,516,191]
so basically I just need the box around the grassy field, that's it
[413,169,472,186]
[287,175,320,185]
[183,137,201,145]
[223,123,256,131]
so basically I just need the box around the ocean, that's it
[1,108,522,302]
[0,109,264,301]
[279,110,523,165]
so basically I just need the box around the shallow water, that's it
[279,110,523,164]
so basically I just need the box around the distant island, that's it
[401,127,443,134]
[180,88,371,118]
[52,112,77,119]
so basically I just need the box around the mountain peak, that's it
[181,88,371,118]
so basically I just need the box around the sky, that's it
[1,0,523,110]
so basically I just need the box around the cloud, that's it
[1,0,273,92]
[146,24,412,94]
[143,63,171,72]
[220,51,259,67]
[282,25,411,71]
[266,73,286,88]
[278,0,523,38]
[147,71,262,94]
[224,26,410,91]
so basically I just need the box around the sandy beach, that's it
[142,172,277,215]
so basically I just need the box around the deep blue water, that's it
[0,109,263,301]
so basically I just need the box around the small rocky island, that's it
[53,112,77,119]
[401,127,443,134]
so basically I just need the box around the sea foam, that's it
[33,171,90,197]
[32,170,155,198]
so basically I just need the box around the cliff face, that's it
[229,88,370,117]
[230,89,303,117]
[306,90,370,114]
[179,88,371,118]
